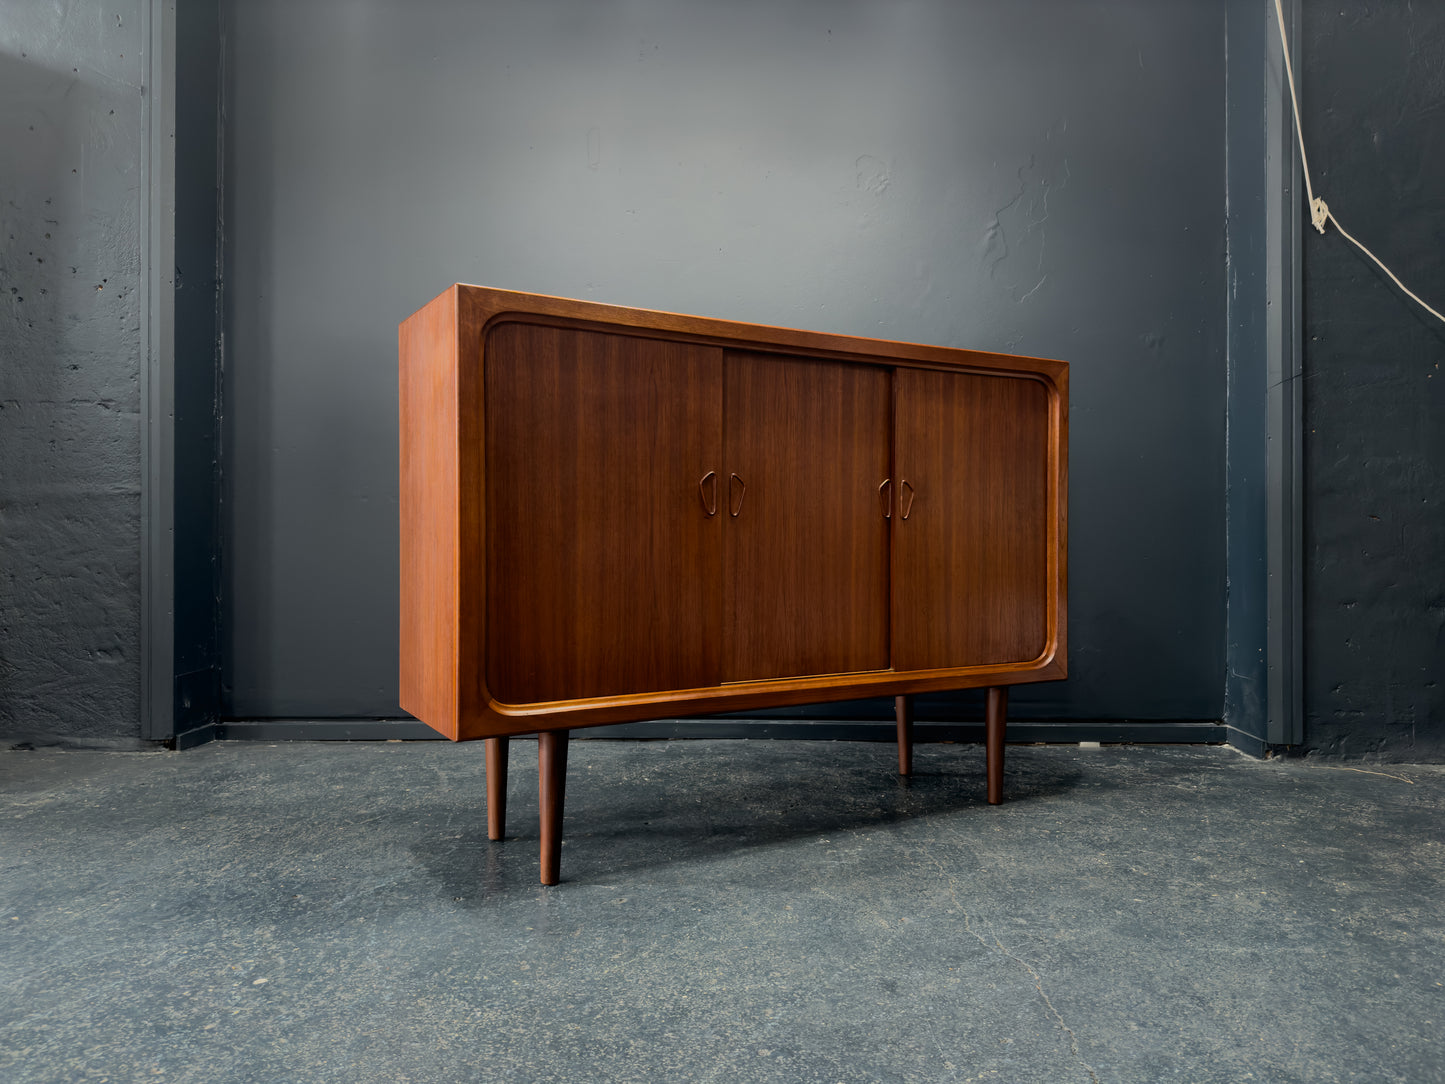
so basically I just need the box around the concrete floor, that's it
[1,739,1441,1084]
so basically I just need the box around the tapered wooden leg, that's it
[894,695,914,776]
[485,737,509,841]
[985,686,1008,805]
[538,730,569,885]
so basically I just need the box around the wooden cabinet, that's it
[400,285,1067,883]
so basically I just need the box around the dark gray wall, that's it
[1224,0,1272,748]
[1301,3,1445,760]
[0,2,145,744]
[222,0,1230,723]
[170,0,225,737]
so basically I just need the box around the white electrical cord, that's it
[1273,0,1445,326]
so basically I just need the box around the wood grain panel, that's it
[484,324,723,703]
[892,369,1050,670]
[724,352,890,681]
[398,287,460,738]
[452,285,1068,389]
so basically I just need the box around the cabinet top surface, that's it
[419,283,1068,383]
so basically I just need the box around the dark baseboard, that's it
[1223,725,1273,759]
[208,717,1226,745]
[215,719,443,742]
[3,732,160,752]
[172,721,220,750]
[5,718,1231,750]
[586,719,1226,744]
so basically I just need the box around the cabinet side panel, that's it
[893,369,1050,670]
[1052,366,1068,673]
[398,288,460,739]
[485,324,724,703]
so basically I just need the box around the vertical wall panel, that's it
[1300,3,1445,760]
[222,0,1229,721]
[0,2,146,744]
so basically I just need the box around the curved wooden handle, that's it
[879,479,892,519]
[899,479,915,520]
[699,471,718,516]
[729,473,747,517]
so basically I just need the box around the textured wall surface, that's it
[1301,3,1445,760]
[1222,0,1271,744]
[222,0,1229,722]
[0,3,145,744]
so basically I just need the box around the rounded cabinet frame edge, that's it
[447,285,1068,745]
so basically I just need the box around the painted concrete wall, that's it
[222,0,1230,722]
[10,2,1437,754]
[1222,0,1273,750]
[170,0,224,736]
[0,2,145,745]
[1301,3,1445,760]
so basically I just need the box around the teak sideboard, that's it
[399,285,1068,884]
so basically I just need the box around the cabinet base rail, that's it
[485,689,1010,886]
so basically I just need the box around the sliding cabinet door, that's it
[892,368,1050,671]
[724,353,891,682]
[485,324,723,703]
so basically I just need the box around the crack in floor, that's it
[980,926,1101,1084]
[930,852,1103,1084]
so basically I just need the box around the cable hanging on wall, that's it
[1273,0,1445,327]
